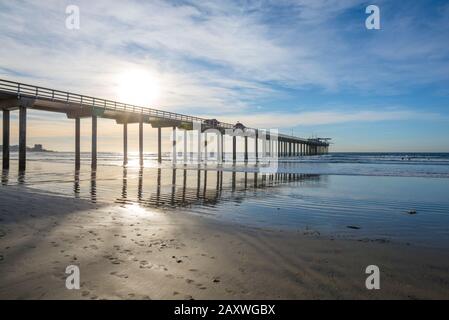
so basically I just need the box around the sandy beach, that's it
[1,178,449,300]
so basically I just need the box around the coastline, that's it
[1,183,448,299]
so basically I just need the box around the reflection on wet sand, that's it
[1,170,8,186]
[108,168,321,210]
[74,171,80,198]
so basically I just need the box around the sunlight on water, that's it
[1,157,449,248]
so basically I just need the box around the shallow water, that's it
[1,155,449,248]
[7,151,449,177]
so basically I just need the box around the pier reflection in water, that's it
[110,168,321,210]
[3,162,449,246]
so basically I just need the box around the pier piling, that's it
[75,117,81,170]
[244,136,248,163]
[184,130,188,163]
[139,118,143,166]
[255,130,259,163]
[232,135,237,163]
[123,122,128,166]
[18,106,27,172]
[157,127,162,163]
[172,126,176,164]
[91,115,97,169]
[2,110,10,170]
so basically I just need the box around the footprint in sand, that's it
[110,271,129,279]
[196,283,207,290]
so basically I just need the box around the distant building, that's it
[1,144,53,152]
[33,144,43,152]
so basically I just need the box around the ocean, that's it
[2,152,449,248]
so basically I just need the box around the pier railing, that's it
[0,79,325,144]
[0,79,227,126]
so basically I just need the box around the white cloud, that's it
[0,0,448,119]
[218,109,445,128]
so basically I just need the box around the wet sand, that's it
[1,184,449,299]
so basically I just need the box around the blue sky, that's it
[0,0,448,152]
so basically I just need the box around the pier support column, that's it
[255,130,259,162]
[204,133,208,163]
[232,135,237,163]
[172,126,177,165]
[157,128,162,163]
[221,133,224,163]
[268,136,273,158]
[197,130,201,163]
[18,106,27,172]
[184,130,188,163]
[244,136,248,163]
[217,133,222,164]
[75,117,80,170]
[262,132,266,159]
[91,115,97,169]
[279,141,281,158]
[277,140,281,158]
[139,118,143,166]
[123,122,128,166]
[2,110,10,170]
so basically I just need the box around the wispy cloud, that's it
[2,0,448,110]
[218,108,445,128]
[0,0,448,151]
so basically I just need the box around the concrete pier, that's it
[2,110,10,170]
[233,135,237,163]
[184,130,188,163]
[157,127,162,163]
[197,130,201,163]
[172,126,176,164]
[244,136,248,163]
[123,122,128,166]
[91,115,97,169]
[139,118,143,166]
[0,79,331,170]
[18,106,27,172]
[204,133,208,162]
[75,117,81,170]
[255,130,259,162]
[220,133,224,163]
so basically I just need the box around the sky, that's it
[0,0,448,152]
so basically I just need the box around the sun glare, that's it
[116,69,161,106]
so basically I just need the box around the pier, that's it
[0,79,330,171]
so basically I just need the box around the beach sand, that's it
[1,184,448,300]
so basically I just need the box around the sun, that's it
[115,69,161,106]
